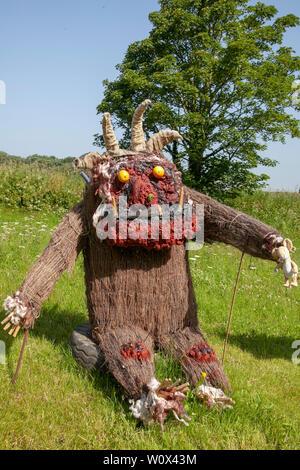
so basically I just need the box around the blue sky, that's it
[0,0,299,190]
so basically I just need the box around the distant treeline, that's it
[0,151,75,168]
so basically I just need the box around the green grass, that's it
[0,193,299,450]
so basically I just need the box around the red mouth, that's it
[104,215,197,250]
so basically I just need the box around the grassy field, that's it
[0,192,299,450]
[0,155,83,213]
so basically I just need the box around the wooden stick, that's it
[1,313,13,325]
[3,322,11,331]
[13,325,21,338]
[174,382,189,392]
[8,326,16,336]
[166,379,181,389]
[222,251,245,365]
[12,329,29,386]
[111,196,118,216]
[157,378,172,392]
[179,188,184,208]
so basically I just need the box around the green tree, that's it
[95,0,300,199]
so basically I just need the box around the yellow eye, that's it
[153,166,165,179]
[118,170,130,183]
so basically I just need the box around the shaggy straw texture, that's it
[98,325,155,399]
[83,185,198,340]
[185,187,281,260]
[6,96,283,403]
[13,183,281,396]
[158,327,231,392]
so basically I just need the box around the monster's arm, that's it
[3,201,86,332]
[185,187,282,260]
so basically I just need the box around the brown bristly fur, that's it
[15,183,281,395]
[96,325,155,400]
[158,327,231,392]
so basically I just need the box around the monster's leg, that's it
[93,325,191,428]
[93,325,155,400]
[158,326,231,392]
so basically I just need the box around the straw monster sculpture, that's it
[3,100,287,427]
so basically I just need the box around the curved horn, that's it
[74,152,106,170]
[131,99,151,151]
[146,129,183,153]
[102,112,120,154]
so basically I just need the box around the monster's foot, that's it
[158,327,231,392]
[129,378,191,431]
[92,325,190,428]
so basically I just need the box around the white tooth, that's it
[93,204,107,228]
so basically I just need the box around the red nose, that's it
[131,176,158,206]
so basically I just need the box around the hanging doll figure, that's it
[272,238,298,287]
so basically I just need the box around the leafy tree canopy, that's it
[95,0,300,199]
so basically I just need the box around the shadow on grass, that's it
[3,304,130,408]
[215,328,295,361]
